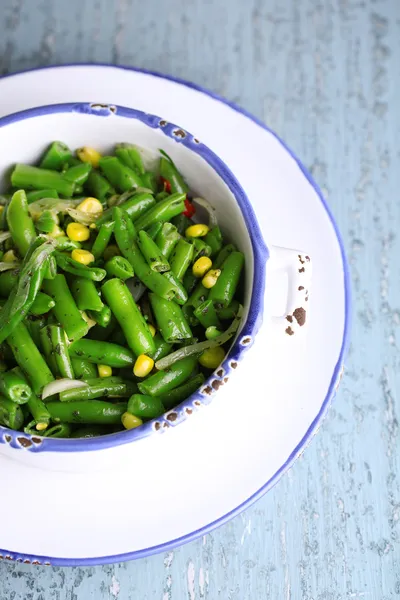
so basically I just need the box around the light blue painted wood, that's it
[0,0,399,597]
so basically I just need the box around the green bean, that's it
[155,191,169,202]
[42,274,89,342]
[190,238,212,260]
[159,156,189,195]
[163,271,188,305]
[171,214,192,235]
[145,221,163,240]
[0,394,24,429]
[42,423,72,438]
[70,425,109,438]
[127,394,164,419]
[71,358,98,380]
[26,189,59,203]
[0,368,32,404]
[155,222,180,258]
[63,162,92,185]
[102,278,155,356]
[35,209,58,234]
[39,325,58,376]
[194,299,222,329]
[25,316,46,347]
[7,322,54,395]
[7,190,36,256]
[149,333,173,362]
[29,292,55,315]
[113,207,177,301]
[134,193,186,232]
[203,226,223,256]
[214,243,236,269]
[161,373,205,409]
[217,299,240,320]
[0,239,55,343]
[91,221,115,259]
[104,256,134,280]
[47,400,127,425]
[87,305,112,328]
[183,271,197,295]
[0,269,18,297]
[11,164,75,196]
[149,293,193,342]
[55,252,106,281]
[137,230,170,273]
[141,171,158,193]
[54,237,82,251]
[69,339,135,368]
[115,144,145,175]
[205,326,223,340]
[70,277,104,312]
[208,251,245,308]
[60,376,136,402]
[49,325,75,379]
[85,171,115,201]
[96,192,155,226]
[40,141,72,170]
[170,238,194,280]
[186,281,209,310]
[138,356,197,397]
[99,156,143,192]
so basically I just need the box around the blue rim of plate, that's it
[0,64,351,567]
[0,101,268,452]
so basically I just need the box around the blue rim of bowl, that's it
[0,101,269,453]
[0,64,351,567]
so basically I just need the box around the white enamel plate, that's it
[0,65,350,565]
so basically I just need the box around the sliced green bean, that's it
[29,292,55,316]
[137,230,170,273]
[60,376,136,402]
[96,192,155,226]
[208,251,244,308]
[7,190,36,256]
[134,193,186,231]
[87,305,112,328]
[155,222,181,258]
[104,255,134,280]
[11,164,75,196]
[55,252,106,281]
[42,274,89,342]
[0,368,32,404]
[42,423,72,438]
[40,141,71,170]
[127,394,164,419]
[149,293,193,342]
[163,271,188,305]
[85,171,116,201]
[0,394,24,429]
[47,400,127,425]
[159,156,189,195]
[203,226,223,256]
[71,358,98,380]
[149,333,173,362]
[102,278,155,356]
[161,373,205,409]
[194,299,222,329]
[170,238,194,280]
[99,156,143,192]
[69,339,135,368]
[91,221,115,259]
[70,277,104,312]
[49,325,75,379]
[138,356,197,397]
[7,322,54,395]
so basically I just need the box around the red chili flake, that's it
[183,198,195,218]
[160,177,171,193]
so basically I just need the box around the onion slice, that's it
[192,197,218,228]
[126,277,146,302]
[0,261,19,272]
[155,306,243,370]
[0,231,11,244]
[42,379,89,400]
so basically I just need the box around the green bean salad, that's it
[0,141,244,438]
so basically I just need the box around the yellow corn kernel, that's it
[192,256,212,278]
[133,354,154,378]
[3,249,18,263]
[98,364,112,378]
[89,223,97,229]
[202,268,221,289]
[148,324,156,337]
[0,206,4,215]
[48,224,65,238]
[66,222,90,242]
[77,197,103,215]
[35,422,48,432]
[121,412,143,430]
[185,224,210,238]
[71,248,95,265]
[76,146,102,168]
[103,244,121,261]
[199,346,225,370]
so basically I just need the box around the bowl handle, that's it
[266,245,312,337]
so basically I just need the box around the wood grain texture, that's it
[1,0,400,597]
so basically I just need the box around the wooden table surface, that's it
[1,0,399,598]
